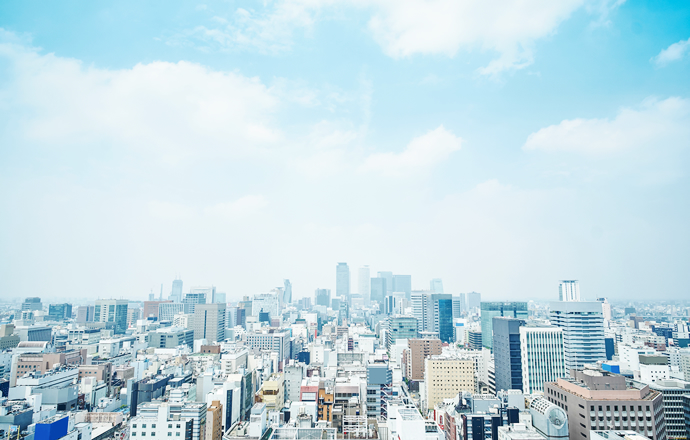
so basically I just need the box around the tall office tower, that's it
[183,292,207,314]
[385,315,418,349]
[336,263,350,302]
[21,297,42,312]
[411,291,454,343]
[48,303,72,321]
[314,289,331,307]
[520,325,566,393]
[75,306,94,323]
[194,303,226,342]
[430,279,444,293]
[392,275,412,299]
[283,279,292,305]
[384,293,405,315]
[94,299,129,334]
[252,292,280,317]
[370,277,387,308]
[493,317,526,392]
[424,356,476,410]
[170,278,183,303]
[213,292,226,303]
[366,363,392,418]
[190,286,216,304]
[358,266,371,302]
[159,303,184,322]
[452,295,466,318]
[468,330,483,350]
[549,301,605,371]
[378,271,394,295]
[467,292,481,310]
[480,302,529,350]
[405,338,443,380]
[597,297,612,321]
[558,280,580,301]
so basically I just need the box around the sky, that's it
[0,0,689,303]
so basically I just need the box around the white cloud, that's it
[359,125,461,177]
[177,0,625,74]
[523,97,690,155]
[652,38,690,67]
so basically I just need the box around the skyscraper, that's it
[194,303,226,342]
[94,299,129,334]
[358,266,370,302]
[520,325,566,394]
[493,317,526,392]
[314,289,331,307]
[549,301,605,371]
[411,291,454,343]
[336,263,350,302]
[467,292,481,310]
[558,280,580,301]
[597,297,611,321]
[430,279,443,293]
[370,277,387,309]
[183,292,207,314]
[170,279,183,303]
[392,275,412,299]
[480,302,529,350]
[378,271,393,295]
[452,294,466,318]
[283,279,292,305]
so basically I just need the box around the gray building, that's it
[21,297,42,312]
[194,303,226,343]
[370,277,387,309]
[467,292,481,310]
[493,317,525,392]
[366,362,392,418]
[148,327,194,349]
[94,299,128,334]
[336,263,350,302]
[645,379,690,440]
[385,315,418,349]
[392,275,412,299]
[315,289,331,307]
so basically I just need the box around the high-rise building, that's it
[194,303,226,343]
[75,305,94,323]
[183,292,207,314]
[544,368,665,440]
[467,292,481,310]
[252,292,280,317]
[385,316,418,349]
[520,325,566,394]
[392,275,412,299]
[159,303,185,322]
[358,266,370,302]
[384,292,405,315]
[493,317,526,392]
[411,291,454,343]
[480,302,528,350]
[21,297,42,312]
[190,286,216,304]
[143,300,171,320]
[468,330,483,350]
[283,279,292,305]
[558,280,580,301]
[170,278,183,303]
[48,303,72,321]
[378,271,394,295]
[597,297,612,321]
[424,356,475,410]
[366,362,392,418]
[430,279,443,293]
[549,301,605,371]
[452,294,466,318]
[94,299,128,334]
[336,263,350,302]
[405,338,442,381]
[315,289,331,307]
[370,277,387,309]
[206,400,223,440]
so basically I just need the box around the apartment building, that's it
[424,355,476,410]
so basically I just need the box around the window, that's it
[133,425,138,428]
[143,425,147,429]
[176,434,180,437]
[142,434,146,437]
[176,425,180,429]
[152,425,156,429]
[168,425,172,429]
[132,434,137,437]
[168,433,172,437]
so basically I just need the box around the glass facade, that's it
[480,302,529,350]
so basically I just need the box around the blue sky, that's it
[0,0,689,302]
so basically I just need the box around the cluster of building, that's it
[0,270,688,440]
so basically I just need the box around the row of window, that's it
[132,424,182,429]
[131,432,181,437]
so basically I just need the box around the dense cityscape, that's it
[0,266,688,440]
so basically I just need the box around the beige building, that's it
[424,356,475,410]
[544,367,666,440]
[206,400,223,440]
[255,373,285,412]
[405,338,442,381]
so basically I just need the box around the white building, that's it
[130,403,193,439]
[558,280,580,302]
[519,325,566,394]
[549,301,605,371]
[252,292,280,318]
